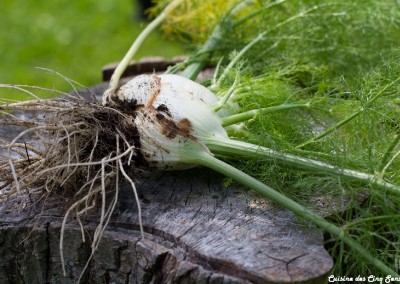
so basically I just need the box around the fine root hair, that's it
[0,83,143,280]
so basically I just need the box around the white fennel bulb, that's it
[118,74,219,106]
[114,74,227,169]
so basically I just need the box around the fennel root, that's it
[0,91,143,280]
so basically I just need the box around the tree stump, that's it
[0,170,333,283]
[0,61,333,283]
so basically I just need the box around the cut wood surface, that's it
[0,169,333,284]
[0,61,333,283]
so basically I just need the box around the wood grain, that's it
[0,169,333,283]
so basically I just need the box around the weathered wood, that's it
[0,169,332,284]
[102,57,185,81]
[0,68,333,283]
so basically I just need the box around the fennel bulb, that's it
[110,74,228,170]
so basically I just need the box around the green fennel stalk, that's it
[104,0,184,102]
[103,0,400,277]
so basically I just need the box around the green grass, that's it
[0,0,184,101]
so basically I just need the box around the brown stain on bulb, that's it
[177,118,192,138]
[146,74,161,108]
[152,107,195,140]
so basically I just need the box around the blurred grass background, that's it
[0,0,184,100]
